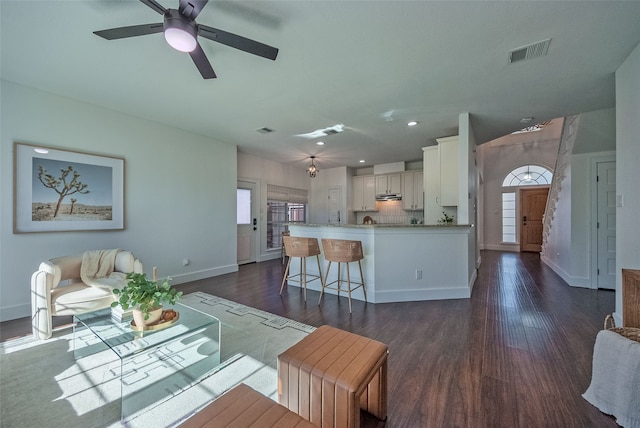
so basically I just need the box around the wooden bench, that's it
[277,325,388,428]
[179,383,316,427]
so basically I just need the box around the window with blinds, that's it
[266,185,308,249]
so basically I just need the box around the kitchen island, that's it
[287,223,476,304]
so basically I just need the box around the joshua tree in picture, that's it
[37,165,90,217]
[70,198,77,214]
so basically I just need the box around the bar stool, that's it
[281,230,290,264]
[319,238,367,313]
[280,236,323,301]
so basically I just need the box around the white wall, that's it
[1,80,238,321]
[615,42,640,322]
[543,160,573,281]
[537,109,616,288]
[308,166,349,225]
[573,108,616,154]
[237,151,311,261]
[460,113,480,281]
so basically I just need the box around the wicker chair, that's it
[319,239,367,313]
[280,236,323,301]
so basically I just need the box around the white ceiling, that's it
[2,1,640,172]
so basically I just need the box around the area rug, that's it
[0,292,315,427]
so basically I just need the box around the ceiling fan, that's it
[93,0,279,79]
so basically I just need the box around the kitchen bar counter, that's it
[287,224,476,304]
[297,223,469,228]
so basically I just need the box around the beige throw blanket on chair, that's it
[80,249,127,291]
[583,329,640,428]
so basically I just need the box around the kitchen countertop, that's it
[292,223,471,228]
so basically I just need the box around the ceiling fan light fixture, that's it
[164,10,198,52]
[165,28,197,52]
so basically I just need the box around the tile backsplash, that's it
[355,200,424,225]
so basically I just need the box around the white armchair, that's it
[31,250,143,339]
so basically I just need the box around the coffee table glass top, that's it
[74,302,219,359]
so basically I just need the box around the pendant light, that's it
[307,156,319,178]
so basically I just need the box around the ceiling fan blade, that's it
[189,44,217,79]
[94,23,163,40]
[179,0,209,20]
[198,24,279,61]
[139,0,167,15]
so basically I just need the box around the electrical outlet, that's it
[416,269,422,280]
[183,258,190,266]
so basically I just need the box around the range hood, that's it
[376,193,402,201]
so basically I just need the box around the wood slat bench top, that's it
[278,325,388,428]
[180,383,316,428]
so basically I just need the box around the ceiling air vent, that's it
[508,38,551,64]
[255,127,275,134]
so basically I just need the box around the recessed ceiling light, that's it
[359,160,366,163]
[407,121,418,127]
[316,141,325,146]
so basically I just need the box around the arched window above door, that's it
[502,165,553,187]
[501,165,553,243]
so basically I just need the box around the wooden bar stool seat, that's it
[280,236,323,301]
[319,238,367,313]
[281,230,290,264]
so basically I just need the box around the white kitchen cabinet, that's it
[353,175,377,211]
[402,171,424,210]
[375,173,402,195]
[437,135,459,206]
[423,146,442,223]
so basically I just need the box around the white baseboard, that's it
[468,268,478,294]
[285,281,471,304]
[0,304,31,322]
[540,255,590,288]
[170,264,238,285]
[373,287,471,303]
[483,244,520,252]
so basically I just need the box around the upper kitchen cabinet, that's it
[436,135,459,207]
[423,146,442,223]
[402,171,424,210]
[353,175,377,211]
[375,173,402,195]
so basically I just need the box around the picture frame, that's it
[13,142,125,233]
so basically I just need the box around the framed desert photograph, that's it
[13,142,124,233]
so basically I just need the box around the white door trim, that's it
[590,153,616,289]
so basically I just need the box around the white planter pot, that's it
[132,306,163,327]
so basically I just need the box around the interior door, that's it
[237,181,258,265]
[596,161,616,289]
[520,187,549,252]
[328,186,342,224]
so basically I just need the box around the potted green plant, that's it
[438,211,455,225]
[112,272,183,326]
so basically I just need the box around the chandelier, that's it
[307,156,319,178]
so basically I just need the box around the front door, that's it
[237,180,258,265]
[520,187,549,252]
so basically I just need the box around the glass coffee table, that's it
[73,303,220,423]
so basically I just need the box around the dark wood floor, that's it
[1,250,617,427]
